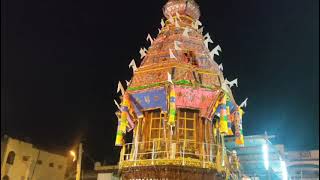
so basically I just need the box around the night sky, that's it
[1,0,319,166]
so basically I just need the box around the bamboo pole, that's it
[75,143,83,180]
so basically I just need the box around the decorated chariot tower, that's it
[114,0,246,179]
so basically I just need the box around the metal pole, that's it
[75,143,83,180]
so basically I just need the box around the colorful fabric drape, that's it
[214,96,236,117]
[130,87,168,117]
[174,87,220,117]
[168,85,176,126]
[115,94,135,146]
[211,98,220,117]
[122,93,135,131]
[227,106,234,136]
[207,93,222,121]
[115,111,127,146]
[226,99,236,113]
[115,119,126,146]
[234,107,244,145]
[219,95,228,134]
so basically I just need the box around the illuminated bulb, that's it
[281,160,288,180]
[69,150,76,162]
[262,144,269,170]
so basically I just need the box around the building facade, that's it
[114,0,247,179]
[1,135,68,180]
[225,135,288,180]
[286,150,319,180]
[94,164,119,180]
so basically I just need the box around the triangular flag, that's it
[183,27,191,38]
[168,15,174,24]
[114,99,121,110]
[125,80,131,86]
[192,19,202,29]
[196,19,202,27]
[204,33,214,48]
[161,18,165,28]
[175,19,180,28]
[117,81,125,95]
[209,45,222,59]
[239,98,248,108]
[175,12,182,21]
[169,49,176,59]
[129,59,137,72]
[198,27,204,34]
[174,41,182,51]
[167,72,173,84]
[146,34,153,44]
[218,63,223,71]
[139,48,147,59]
[226,78,238,88]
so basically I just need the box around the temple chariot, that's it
[114,0,246,179]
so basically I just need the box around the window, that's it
[6,151,15,165]
[37,160,42,165]
[2,175,9,180]
[192,71,202,84]
[22,156,30,162]
[149,110,163,141]
[183,53,190,63]
[58,165,63,169]
[143,109,165,150]
[49,162,54,167]
[191,58,198,66]
[177,109,197,149]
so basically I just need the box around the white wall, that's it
[1,137,67,180]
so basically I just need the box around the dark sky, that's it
[1,0,319,165]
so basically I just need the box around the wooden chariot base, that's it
[120,165,228,180]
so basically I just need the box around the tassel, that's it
[168,85,176,126]
[121,93,135,130]
[235,107,244,145]
[115,118,126,146]
[227,106,234,136]
[219,95,228,134]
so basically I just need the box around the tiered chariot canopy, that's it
[163,0,200,20]
[116,0,244,146]
[115,0,246,178]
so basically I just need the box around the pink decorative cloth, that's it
[175,86,220,117]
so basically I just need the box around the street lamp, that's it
[68,144,82,180]
[70,150,76,162]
